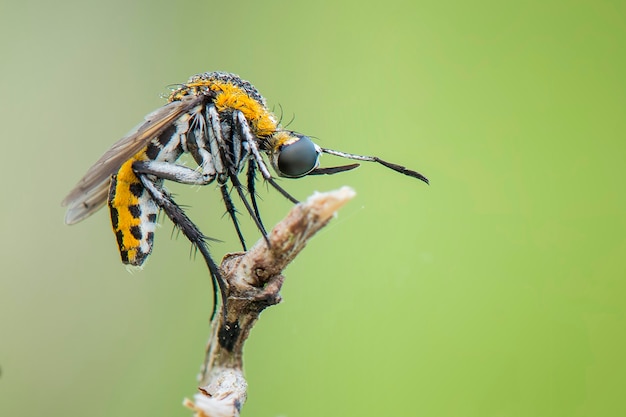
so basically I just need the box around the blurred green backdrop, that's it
[1,0,625,416]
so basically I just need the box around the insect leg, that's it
[246,161,264,231]
[132,161,216,185]
[206,107,270,242]
[228,171,270,245]
[234,111,300,204]
[206,106,259,248]
[220,184,247,251]
[139,174,224,319]
[186,105,246,249]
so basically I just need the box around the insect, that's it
[62,71,428,306]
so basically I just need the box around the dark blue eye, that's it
[276,136,320,177]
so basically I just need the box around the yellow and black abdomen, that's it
[108,157,159,266]
[107,123,185,266]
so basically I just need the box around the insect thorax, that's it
[169,72,278,140]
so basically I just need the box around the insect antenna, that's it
[320,148,429,184]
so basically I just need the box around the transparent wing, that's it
[64,182,110,225]
[62,94,204,224]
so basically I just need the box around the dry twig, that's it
[184,186,356,417]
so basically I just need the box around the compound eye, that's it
[276,136,320,177]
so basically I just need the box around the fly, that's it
[62,71,429,311]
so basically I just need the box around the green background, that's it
[1,0,625,416]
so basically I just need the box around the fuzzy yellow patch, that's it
[210,82,277,136]
[269,131,298,149]
[169,79,278,137]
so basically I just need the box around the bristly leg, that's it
[139,175,224,319]
[246,160,264,231]
[229,172,270,246]
[266,177,299,204]
[220,184,247,251]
